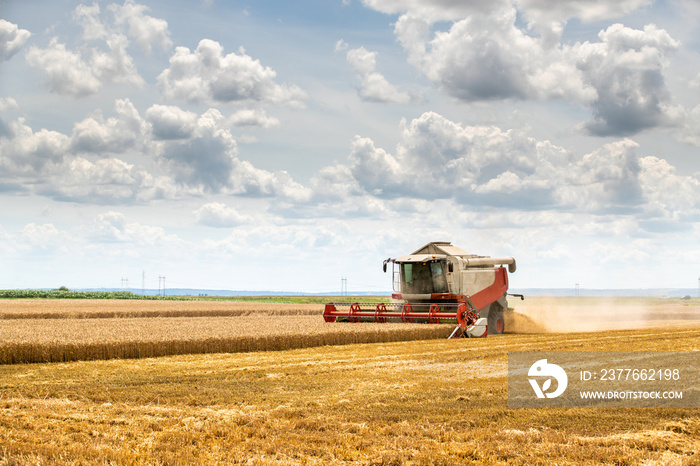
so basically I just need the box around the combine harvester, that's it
[323,242,523,338]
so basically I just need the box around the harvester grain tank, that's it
[323,242,523,338]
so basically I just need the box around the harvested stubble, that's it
[0,315,453,364]
[1,325,699,465]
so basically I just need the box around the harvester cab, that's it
[324,242,522,338]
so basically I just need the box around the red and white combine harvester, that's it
[323,242,523,338]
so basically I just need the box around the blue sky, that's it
[1,0,698,292]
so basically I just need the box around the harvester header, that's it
[324,241,522,338]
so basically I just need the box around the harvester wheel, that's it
[487,306,505,334]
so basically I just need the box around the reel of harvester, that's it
[323,300,488,338]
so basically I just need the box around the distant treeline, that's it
[0,290,188,300]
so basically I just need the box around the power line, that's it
[158,275,166,296]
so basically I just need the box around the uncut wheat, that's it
[0,299,321,319]
[0,315,453,364]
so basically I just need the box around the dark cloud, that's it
[0,117,10,138]
[162,132,236,192]
[583,66,670,137]
[384,3,679,137]
[576,24,679,137]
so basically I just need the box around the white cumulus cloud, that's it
[71,99,149,153]
[314,111,700,224]
[43,157,174,204]
[0,19,31,61]
[158,39,307,107]
[25,2,152,98]
[194,202,251,227]
[0,117,69,177]
[73,3,108,41]
[228,108,280,128]
[0,97,19,112]
[345,46,413,104]
[25,38,104,98]
[25,33,143,98]
[146,104,198,140]
[110,0,173,54]
[517,0,651,45]
[83,211,183,248]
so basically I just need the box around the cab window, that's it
[401,261,448,294]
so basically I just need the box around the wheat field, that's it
[0,299,456,364]
[2,297,699,364]
[0,298,321,319]
[0,312,698,464]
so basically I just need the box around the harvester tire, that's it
[487,306,505,335]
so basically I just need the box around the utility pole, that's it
[341,277,348,296]
[575,283,579,297]
[142,270,145,295]
[121,277,128,290]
